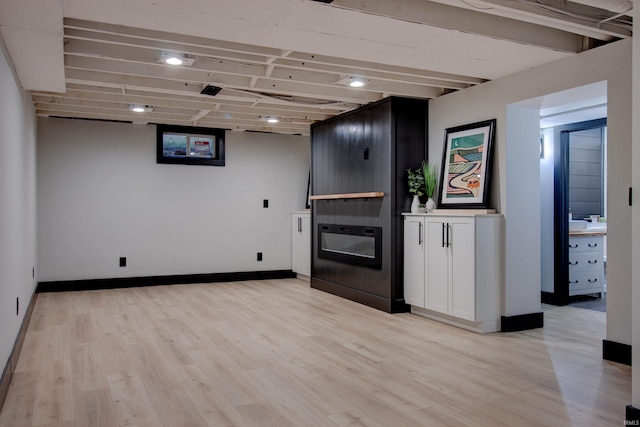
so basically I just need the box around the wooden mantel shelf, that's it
[310,192,385,200]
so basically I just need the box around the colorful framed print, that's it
[438,119,496,209]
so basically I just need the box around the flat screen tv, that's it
[156,124,225,166]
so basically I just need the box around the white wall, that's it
[429,39,632,339]
[37,118,310,282]
[504,105,543,315]
[0,36,38,372]
[632,0,640,409]
[540,128,554,293]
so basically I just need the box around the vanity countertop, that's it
[569,223,607,236]
[569,230,607,236]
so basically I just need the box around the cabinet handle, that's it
[588,260,598,264]
[569,280,579,284]
[588,243,598,247]
[298,217,302,232]
[569,261,579,265]
[441,223,445,248]
[588,278,598,283]
[569,244,578,249]
[418,222,423,245]
[446,224,451,247]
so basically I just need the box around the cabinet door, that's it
[425,217,448,314]
[292,214,311,276]
[448,217,476,321]
[299,214,311,276]
[403,217,425,307]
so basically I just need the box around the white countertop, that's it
[569,222,607,236]
[403,208,497,216]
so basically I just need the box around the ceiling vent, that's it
[201,85,222,96]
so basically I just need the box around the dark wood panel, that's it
[390,97,428,303]
[310,97,427,312]
[311,277,407,313]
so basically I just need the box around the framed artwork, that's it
[438,119,496,209]
[156,124,225,166]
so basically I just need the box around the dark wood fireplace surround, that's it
[310,96,428,313]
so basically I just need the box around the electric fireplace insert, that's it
[317,223,382,269]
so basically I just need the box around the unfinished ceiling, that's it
[0,0,632,135]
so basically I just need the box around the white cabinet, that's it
[403,213,502,333]
[568,234,604,296]
[425,216,476,320]
[403,216,425,307]
[291,212,311,278]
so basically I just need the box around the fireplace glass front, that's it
[318,224,382,269]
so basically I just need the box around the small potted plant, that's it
[406,167,426,213]
[421,161,438,213]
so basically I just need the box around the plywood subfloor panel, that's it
[0,279,630,426]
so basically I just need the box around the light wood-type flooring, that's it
[0,278,631,426]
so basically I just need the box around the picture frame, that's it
[156,124,225,167]
[438,119,496,209]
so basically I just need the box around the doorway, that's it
[536,81,608,312]
[542,119,607,307]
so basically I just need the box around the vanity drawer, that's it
[568,253,603,273]
[569,270,603,293]
[568,235,603,254]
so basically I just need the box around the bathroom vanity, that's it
[568,223,606,297]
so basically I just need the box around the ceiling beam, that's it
[60,84,354,113]
[282,52,486,85]
[430,0,632,40]
[31,92,337,121]
[37,107,312,135]
[330,0,623,53]
[63,33,478,91]
[63,18,284,58]
[0,0,65,92]
[64,56,407,104]
[64,28,272,65]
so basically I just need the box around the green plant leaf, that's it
[421,161,438,198]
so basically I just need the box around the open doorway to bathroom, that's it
[553,119,607,310]
[539,82,607,311]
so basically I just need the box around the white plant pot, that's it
[411,195,421,213]
[425,197,436,213]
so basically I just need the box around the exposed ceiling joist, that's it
[428,0,631,40]
[332,0,630,47]
[8,0,625,136]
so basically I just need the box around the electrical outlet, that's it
[119,257,127,267]
[257,252,263,261]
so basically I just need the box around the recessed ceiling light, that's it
[261,115,280,123]
[164,56,183,66]
[337,75,368,88]
[129,104,153,113]
[159,52,197,67]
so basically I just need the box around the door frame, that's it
[542,118,607,305]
